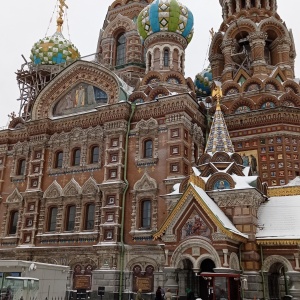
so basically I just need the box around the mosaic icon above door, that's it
[53,83,108,116]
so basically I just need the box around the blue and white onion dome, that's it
[137,0,194,44]
[194,67,213,97]
[30,31,80,65]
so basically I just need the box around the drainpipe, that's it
[260,245,266,300]
[119,103,136,300]
[239,243,245,299]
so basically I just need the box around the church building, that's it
[0,0,300,299]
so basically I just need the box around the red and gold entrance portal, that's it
[199,273,241,300]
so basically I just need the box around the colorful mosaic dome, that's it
[195,67,213,97]
[137,0,194,44]
[30,32,80,65]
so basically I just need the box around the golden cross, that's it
[57,0,68,32]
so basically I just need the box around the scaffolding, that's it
[15,53,99,121]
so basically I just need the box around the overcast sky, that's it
[0,0,299,127]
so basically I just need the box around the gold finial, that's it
[57,0,68,33]
[209,27,215,39]
[212,81,223,111]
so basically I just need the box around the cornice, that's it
[267,186,300,197]
[257,239,300,246]
[144,32,188,50]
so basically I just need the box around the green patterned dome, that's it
[137,0,194,44]
[30,32,80,65]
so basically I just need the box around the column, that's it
[228,0,233,16]
[209,53,224,79]
[248,32,268,66]
[178,270,188,297]
[257,0,262,9]
[181,53,186,76]
[278,37,292,65]
[146,50,150,73]
[223,249,229,267]
[236,0,241,12]
[170,49,174,70]
[295,253,300,270]
[151,49,155,71]
[242,271,264,299]
[221,39,235,80]
[178,52,182,73]
[160,49,163,70]
[287,271,300,300]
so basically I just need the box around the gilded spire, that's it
[56,0,68,33]
[212,83,222,111]
[205,82,235,154]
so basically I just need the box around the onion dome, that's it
[194,67,213,97]
[30,32,80,65]
[137,0,194,44]
[30,0,80,65]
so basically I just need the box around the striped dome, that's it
[137,0,194,44]
[30,32,80,65]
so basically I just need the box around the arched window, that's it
[66,205,76,231]
[72,148,81,166]
[141,200,151,228]
[164,49,169,67]
[144,140,153,158]
[116,33,126,66]
[148,52,152,69]
[48,207,58,232]
[17,159,26,175]
[9,211,19,234]
[90,146,99,164]
[85,204,95,230]
[55,151,63,168]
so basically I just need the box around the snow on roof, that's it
[192,166,201,177]
[232,174,258,189]
[191,183,248,238]
[286,176,300,186]
[242,166,251,176]
[166,183,181,195]
[257,195,300,239]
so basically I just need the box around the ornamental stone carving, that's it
[82,177,99,195]
[43,180,63,199]
[63,178,82,197]
[6,188,23,203]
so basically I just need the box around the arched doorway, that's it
[268,262,286,300]
[180,259,195,297]
[199,259,215,300]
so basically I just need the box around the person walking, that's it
[165,288,172,300]
[136,288,144,300]
[156,286,163,300]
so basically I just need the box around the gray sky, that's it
[0,0,299,127]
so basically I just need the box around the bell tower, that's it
[212,0,295,81]
[220,0,278,21]
[208,2,300,191]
